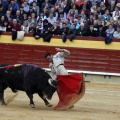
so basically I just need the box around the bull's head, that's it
[43,79,57,100]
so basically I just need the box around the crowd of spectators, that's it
[0,0,120,42]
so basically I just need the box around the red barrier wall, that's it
[0,43,120,73]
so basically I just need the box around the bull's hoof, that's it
[46,103,53,107]
[30,104,35,108]
[12,89,18,93]
[2,102,7,106]
[69,105,74,109]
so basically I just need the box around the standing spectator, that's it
[113,26,120,39]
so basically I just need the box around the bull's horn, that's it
[48,79,57,88]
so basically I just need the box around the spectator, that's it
[8,0,19,14]
[51,22,60,35]
[21,21,29,33]
[102,9,111,22]
[105,24,115,38]
[47,12,57,25]
[60,22,69,43]
[1,0,9,12]
[88,24,97,37]
[26,15,32,27]
[87,13,94,25]
[76,23,88,36]
[97,15,102,25]
[37,11,47,21]
[100,2,106,15]
[113,26,120,39]
[32,1,39,16]
[5,10,14,21]
[31,12,37,26]
[112,6,120,21]
[97,25,106,37]
[28,22,36,33]
[22,1,30,13]
[14,10,23,24]
[10,19,21,31]
[41,0,52,11]
[69,24,77,41]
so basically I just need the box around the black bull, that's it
[0,64,57,108]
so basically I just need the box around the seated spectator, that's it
[87,13,94,25]
[116,17,120,27]
[5,10,14,21]
[51,22,60,35]
[9,19,21,31]
[67,9,76,19]
[1,0,9,12]
[113,26,120,39]
[76,23,88,36]
[3,20,11,32]
[37,11,47,21]
[19,5,26,16]
[28,22,36,33]
[60,22,69,43]
[8,0,19,14]
[47,12,57,25]
[41,0,52,11]
[112,6,120,21]
[100,2,106,15]
[74,19,80,30]
[102,9,111,22]
[21,21,29,33]
[0,15,6,26]
[31,12,37,26]
[34,22,43,39]
[22,1,30,13]
[26,15,32,27]
[93,20,99,31]
[21,12,28,23]
[96,25,106,37]
[88,24,97,37]
[68,24,77,41]
[108,0,115,15]
[14,10,23,24]
[97,15,102,25]
[32,1,40,16]
[105,24,115,39]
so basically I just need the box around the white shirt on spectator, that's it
[113,31,120,39]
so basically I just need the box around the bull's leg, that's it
[26,91,35,108]
[0,84,7,106]
[38,92,53,107]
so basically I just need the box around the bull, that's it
[0,64,57,108]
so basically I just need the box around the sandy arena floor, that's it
[0,82,120,120]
